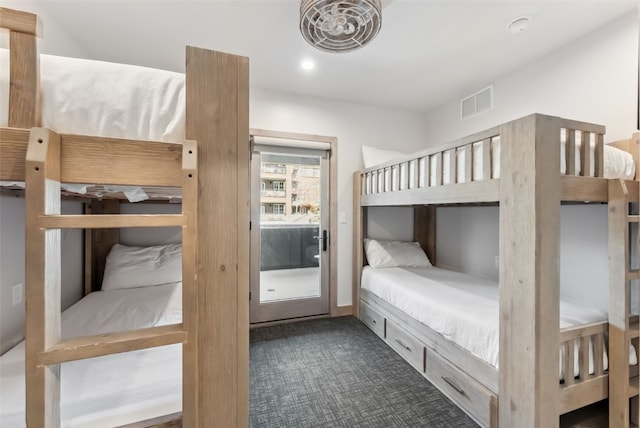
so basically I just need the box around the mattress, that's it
[361,266,637,372]
[0,48,185,143]
[0,282,182,427]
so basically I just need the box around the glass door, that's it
[250,144,330,323]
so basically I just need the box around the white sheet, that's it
[0,283,182,427]
[361,266,637,372]
[1,49,186,142]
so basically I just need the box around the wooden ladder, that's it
[609,178,640,427]
[24,127,198,427]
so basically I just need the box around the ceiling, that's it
[5,0,637,113]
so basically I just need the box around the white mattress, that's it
[0,283,182,427]
[1,49,185,142]
[361,266,637,372]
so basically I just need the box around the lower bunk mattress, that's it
[361,266,637,372]
[0,282,182,427]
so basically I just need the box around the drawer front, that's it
[426,351,496,427]
[386,320,425,372]
[360,301,385,338]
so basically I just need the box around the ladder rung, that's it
[630,375,639,398]
[37,324,186,366]
[628,270,640,282]
[38,214,185,229]
[629,215,640,223]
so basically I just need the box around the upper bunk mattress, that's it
[0,282,182,427]
[0,48,185,142]
[361,266,631,370]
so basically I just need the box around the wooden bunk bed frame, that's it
[353,114,639,427]
[0,7,249,427]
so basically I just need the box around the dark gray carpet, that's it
[249,316,478,428]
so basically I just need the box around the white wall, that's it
[423,12,638,144]
[417,12,638,312]
[0,196,84,354]
[250,88,429,305]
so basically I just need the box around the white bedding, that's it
[0,283,182,427]
[0,49,185,142]
[361,266,637,372]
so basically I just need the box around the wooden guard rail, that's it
[360,125,605,197]
[24,128,198,427]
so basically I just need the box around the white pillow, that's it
[102,243,182,291]
[363,239,432,269]
[361,145,406,169]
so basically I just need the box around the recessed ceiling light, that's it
[506,16,531,34]
[300,59,315,71]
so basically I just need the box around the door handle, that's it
[322,229,328,251]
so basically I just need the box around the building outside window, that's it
[273,181,285,191]
[273,204,285,215]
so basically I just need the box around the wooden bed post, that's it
[185,47,250,427]
[0,7,41,128]
[353,171,366,319]
[84,200,120,294]
[25,128,62,428]
[498,114,561,428]
[414,205,436,265]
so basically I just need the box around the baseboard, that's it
[336,305,353,316]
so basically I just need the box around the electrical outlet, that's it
[12,283,23,306]
[494,256,499,269]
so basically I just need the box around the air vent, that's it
[460,85,494,120]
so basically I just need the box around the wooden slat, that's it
[361,180,499,206]
[594,133,604,177]
[580,131,591,177]
[0,127,29,181]
[86,200,120,293]
[447,148,456,184]
[434,152,443,186]
[25,128,61,427]
[463,144,473,183]
[560,376,608,414]
[9,31,40,128]
[409,160,417,189]
[560,176,608,202]
[578,336,589,380]
[563,341,575,386]
[414,206,436,266]
[38,324,186,366]
[566,129,576,176]
[0,128,185,186]
[593,333,604,376]
[499,114,560,427]
[629,215,640,223]
[353,172,364,319]
[38,214,185,229]
[481,138,491,181]
[420,156,429,188]
[559,321,608,342]
[0,7,39,35]
[628,270,640,281]
[186,46,249,427]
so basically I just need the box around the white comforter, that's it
[0,283,182,427]
[361,266,636,371]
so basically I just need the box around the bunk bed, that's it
[353,115,639,427]
[0,7,249,427]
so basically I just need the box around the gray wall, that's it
[0,195,84,354]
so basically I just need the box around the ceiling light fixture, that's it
[506,16,531,34]
[300,0,382,53]
[301,59,315,70]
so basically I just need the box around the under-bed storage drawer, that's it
[386,320,425,372]
[360,301,385,338]
[426,351,497,427]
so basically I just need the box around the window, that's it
[260,182,266,191]
[273,181,285,191]
[273,204,285,215]
[260,205,266,215]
